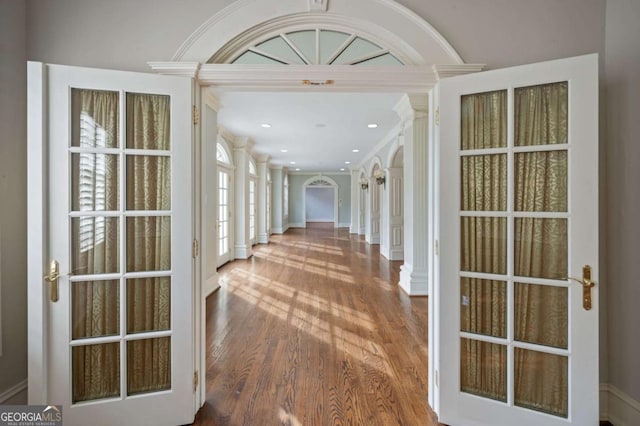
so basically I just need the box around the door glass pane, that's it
[72,217,119,275]
[461,90,507,150]
[72,343,120,403]
[319,30,349,64]
[126,155,171,210]
[514,218,567,279]
[127,337,171,395]
[127,277,170,333]
[515,82,567,146]
[515,151,567,212]
[72,153,119,211]
[72,280,119,339]
[286,31,316,64]
[461,217,506,274]
[461,338,506,402]
[515,283,567,349]
[126,216,171,272]
[333,37,381,65]
[461,154,507,211]
[126,93,170,150]
[514,348,568,417]
[256,36,304,64]
[72,89,119,148]
[461,278,506,338]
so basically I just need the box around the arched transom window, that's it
[216,143,231,164]
[232,29,403,66]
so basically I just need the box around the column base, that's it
[258,234,269,244]
[234,244,252,259]
[399,263,429,296]
[204,273,220,297]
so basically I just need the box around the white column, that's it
[257,155,270,244]
[349,168,359,234]
[394,94,429,295]
[270,166,284,233]
[233,137,253,259]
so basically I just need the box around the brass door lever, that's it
[565,265,595,310]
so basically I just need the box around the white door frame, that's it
[301,175,339,228]
[144,0,483,420]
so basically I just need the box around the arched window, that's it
[216,143,231,164]
[232,28,403,66]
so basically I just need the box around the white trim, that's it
[0,379,28,404]
[601,383,640,426]
[171,0,465,65]
[234,244,252,259]
[338,222,351,228]
[272,227,285,234]
[289,222,306,228]
[27,61,47,405]
[289,171,351,176]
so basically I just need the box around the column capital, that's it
[256,154,270,164]
[270,165,283,171]
[232,136,254,151]
[393,93,429,122]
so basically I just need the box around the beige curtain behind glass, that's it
[125,93,171,394]
[513,82,569,417]
[71,90,121,402]
[460,91,508,401]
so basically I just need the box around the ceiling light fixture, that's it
[280,149,288,153]
[295,168,301,171]
[367,123,378,128]
[340,168,345,171]
[352,149,360,153]
[290,161,296,165]
[261,123,272,128]
[344,161,351,164]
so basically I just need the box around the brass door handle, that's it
[43,260,68,303]
[564,265,595,310]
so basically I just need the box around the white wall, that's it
[305,187,334,222]
[605,0,640,405]
[0,0,28,401]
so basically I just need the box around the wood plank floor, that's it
[191,224,439,426]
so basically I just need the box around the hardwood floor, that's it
[191,225,439,426]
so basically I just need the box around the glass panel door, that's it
[218,169,231,266]
[437,55,598,425]
[44,63,194,425]
[249,178,256,244]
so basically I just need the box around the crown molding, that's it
[433,63,486,79]
[203,88,221,111]
[147,61,200,77]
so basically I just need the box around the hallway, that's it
[192,225,436,425]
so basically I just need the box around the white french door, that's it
[369,179,381,244]
[249,177,257,245]
[437,54,599,425]
[217,168,232,266]
[29,63,195,426]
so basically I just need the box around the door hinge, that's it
[435,240,439,256]
[192,239,199,258]
[193,370,199,392]
[193,105,199,125]
[435,106,440,126]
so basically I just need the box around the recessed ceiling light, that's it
[367,123,378,128]
[290,161,296,165]
[315,123,326,128]
[280,149,288,153]
[352,149,360,153]
[261,123,272,128]
[340,168,345,171]
[344,161,351,164]
[295,168,301,171]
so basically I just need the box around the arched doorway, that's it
[302,175,339,228]
[367,159,383,245]
[382,141,404,260]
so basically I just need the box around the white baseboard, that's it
[289,222,305,228]
[305,218,333,223]
[338,222,351,228]
[601,383,640,426]
[258,234,269,244]
[204,274,220,297]
[234,245,252,259]
[399,264,429,296]
[272,227,284,234]
[0,379,27,404]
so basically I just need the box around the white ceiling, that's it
[215,91,404,172]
